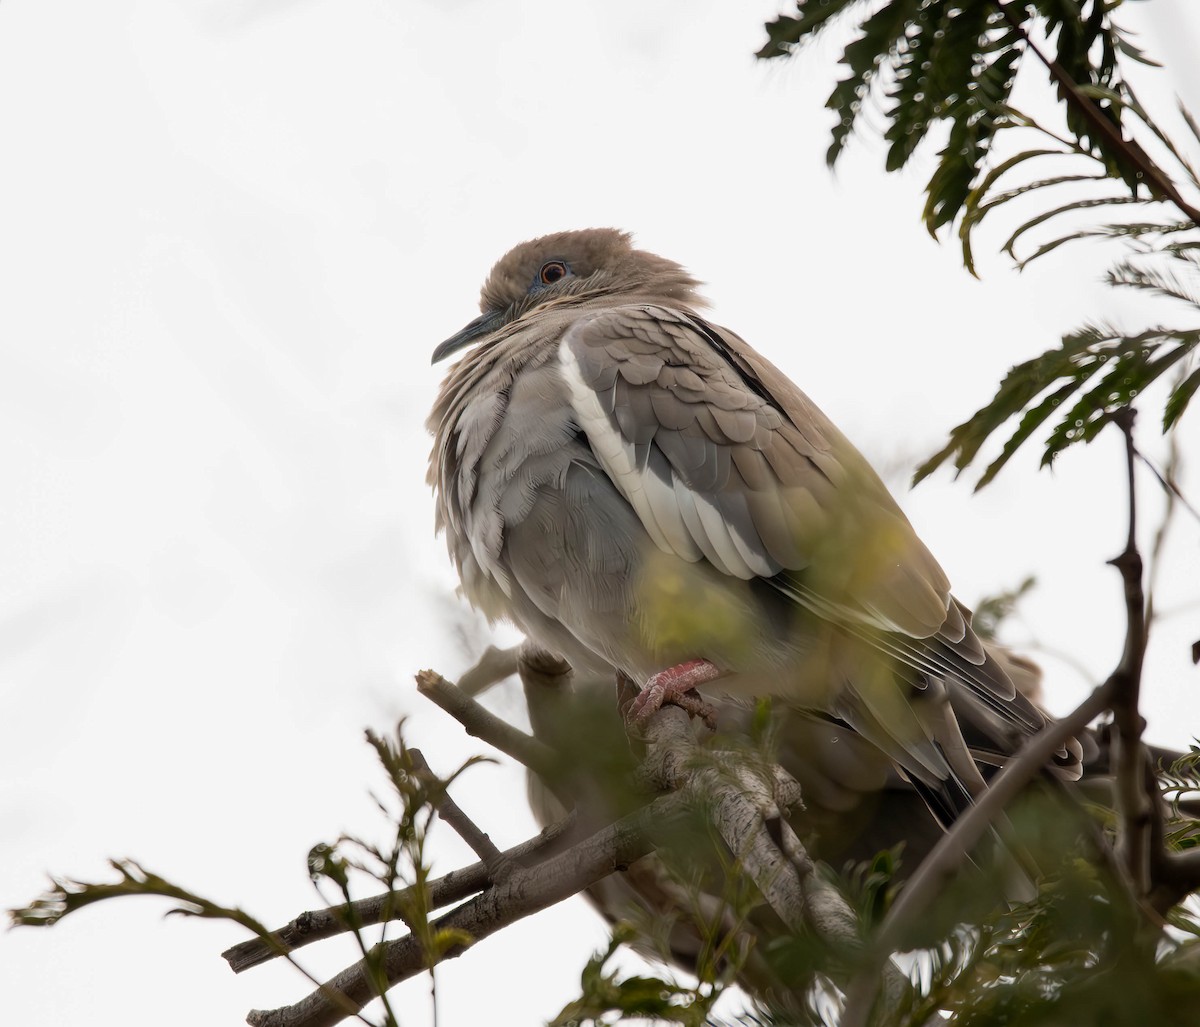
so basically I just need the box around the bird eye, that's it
[539,261,569,285]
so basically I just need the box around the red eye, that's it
[539,261,568,285]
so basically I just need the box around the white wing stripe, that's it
[673,475,724,568]
[691,490,755,579]
[560,337,773,579]
[560,340,702,562]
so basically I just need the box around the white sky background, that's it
[2,2,1199,1024]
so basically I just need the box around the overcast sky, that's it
[3,2,1199,1025]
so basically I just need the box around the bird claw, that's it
[628,658,721,731]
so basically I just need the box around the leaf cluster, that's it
[761,0,1200,485]
[1160,745,1200,854]
[758,1,1169,240]
[845,788,1200,1027]
[549,923,723,1027]
[877,858,1200,1027]
[971,574,1037,641]
[915,314,1200,489]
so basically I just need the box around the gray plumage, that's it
[428,228,1082,816]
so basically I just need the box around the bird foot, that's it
[628,658,720,731]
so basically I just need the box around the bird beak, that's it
[432,309,505,364]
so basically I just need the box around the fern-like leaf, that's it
[915,324,1200,488]
[824,0,921,166]
[757,0,867,59]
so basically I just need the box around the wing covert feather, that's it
[559,304,951,630]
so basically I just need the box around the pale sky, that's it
[2,3,1199,1025]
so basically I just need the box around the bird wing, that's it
[559,303,963,639]
[558,304,1078,782]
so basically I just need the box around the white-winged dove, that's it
[427,229,1083,827]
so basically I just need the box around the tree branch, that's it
[243,793,685,1027]
[408,749,510,880]
[415,669,558,779]
[998,4,1200,225]
[1109,408,1152,893]
[638,703,909,1008]
[222,810,579,973]
[454,644,520,697]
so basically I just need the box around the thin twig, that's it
[455,644,520,697]
[839,683,1114,1027]
[1138,443,1199,528]
[243,793,685,1027]
[416,669,558,779]
[408,749,511,881]
[222,810,579,972]
[1140,429,1191,648]
[1110,409,1153,893]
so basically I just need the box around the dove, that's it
[427,228,1082,827]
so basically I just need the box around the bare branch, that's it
[408,749,510,880]
[455,644,520,697]
[415,669,558,778]
[1109,409,1153,893]
[222,810,579,973]
[243,794,684,1027]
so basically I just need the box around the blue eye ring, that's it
[538,260,569,286]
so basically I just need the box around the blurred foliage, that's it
[544,700,1200,1026]
[971,575,1037,641]
[1161,745,1200,846]
[10,857,270,932]
[549,922,725,1027]
[760,0,1200,487]
[760,784,1200,1026]
[13,695,1200,1027]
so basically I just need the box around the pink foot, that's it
[628,658,721,731]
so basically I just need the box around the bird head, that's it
[432,228,706,363]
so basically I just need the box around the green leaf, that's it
[757,0,866,59]
[1002,194,1147,264]
[915,324,1200,489]
[882,2,955,173]
[1165,363,1200,429]
[976,380,1083,488]
[972,575,1038,641]
[959,147,1075,274]
[914,329,1097,484]
[10,858,267,935]
[550,921,712,1026]
[825,0,921,166]
[308,842,351,888]
[1108,255,1200,308]
[1181,100,1200,152]
[1115,31,1162,68]
[921,26,1023,234]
